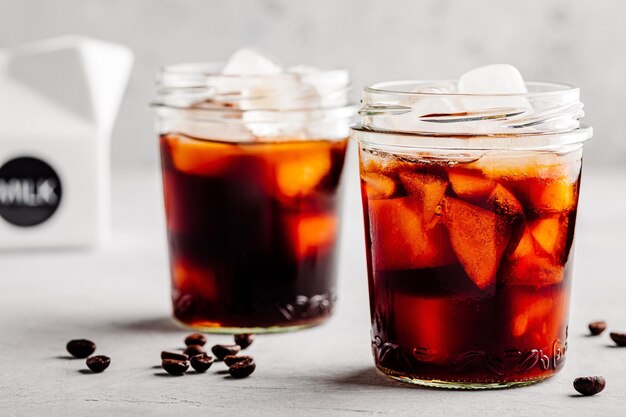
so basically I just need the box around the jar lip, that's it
[158,62,349,81]
[154,62,352,113]
[365,80,579,98]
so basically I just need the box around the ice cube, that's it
[441,197,511,289]
[287,213,337,259]
[368,197,455,270]
[458,64,528,95]
[528,179,577,213]
[500,256,564,287]
[270,142,332,198]
[398,171,448,223]
[510,296,554,337]
[287,65,350,108]
[219,49,336,137]
[448,169,495,204]
[360,152,413,176]
[173,259,217,302]
[361,172,397,200]
[222,47,283,75]
[468,149,582,183]
[487,183,524,219]
[166,134,236,176]
[508,226,537,260]
[529,215,569,261]
[379,82,460,134]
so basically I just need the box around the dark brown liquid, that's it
[160,133,347,330]
[360,148,580,384]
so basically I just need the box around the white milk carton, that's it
[0,36,133,248]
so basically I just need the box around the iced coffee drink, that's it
[153,49,353,333]
[352,65,592,388]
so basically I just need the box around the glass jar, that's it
[351,80,592,388]
[152,63,354,333]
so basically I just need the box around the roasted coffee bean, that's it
[610,332,626,346]
[184,333,207,347]
[228,358,256,378]
[212,344,241,360]
[234,334,254,349]
[66,339,96,358]
[162,359,189,376]
[161,351,189,361]
[190,353,214,372]
[573,376,606,396]
[184,345,205,357]
[86,355,110,373]
[588,321,607,336]
[224,355,253,367]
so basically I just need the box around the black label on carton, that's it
[0,157,62,227]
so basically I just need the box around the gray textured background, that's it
[0,0,621,166]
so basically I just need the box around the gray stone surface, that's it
[0,165,625,416]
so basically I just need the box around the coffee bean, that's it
[162,359,189,376]
[190,353,214,372]
[228,358,256,378]
[212,344,241,361]
[234,334,254,349]
[224,355,253,367]
[66,339,96,358]
[588,321,607,336]
[86,355,110,373]
[184,345,205,357]
[573,376,606,396]
[184,333,207,347]
[610,332,626,346]
[161,351,189,361]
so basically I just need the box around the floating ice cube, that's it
[222,47,282,75]
[413,81,457,94]
[376,82,460,134]
[369,65,536,139]
[212,49,351,139]
[288,65,350,108]
[458,64,528,94]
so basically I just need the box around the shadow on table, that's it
[108,317,182,334]
[324,367,437,391]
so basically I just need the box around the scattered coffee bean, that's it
[588,321,607,336]
[573,376,606,396]
[610,332,626,346]
[66,339,96,358]
[190,353,214,372]
[234,334,254,349]
[162,359,189,376]
[184,333,207,347]
[86,355,111,373]
[212,344,241,361]
[161,351,189,361]
[228,358,256,378]
[224,355,253,367]
[184,344,205,357]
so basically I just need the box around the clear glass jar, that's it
[351,80,592,388]
[152,63,354,333]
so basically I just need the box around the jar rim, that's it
[154,62,352,114]
[365,80,579,98]
[157,62,349,84]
